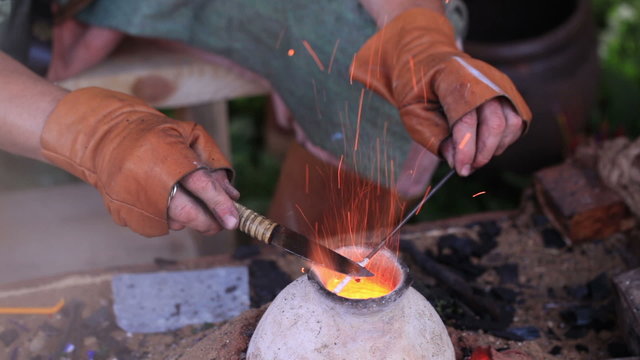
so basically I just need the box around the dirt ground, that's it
[0,189,634,359]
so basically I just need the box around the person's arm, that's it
[0,51,239,236]
[0,52,67,161]
[357,1,530,177]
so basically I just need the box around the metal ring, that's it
[168,183,179,207]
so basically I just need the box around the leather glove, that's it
[41,87,232,237]
[351,8,531,156]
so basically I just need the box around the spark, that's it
[295,203,315,234]
[305,163,310,194]
[302,40,325,71]
[276,28,286,49]
[376,138,381,194]
[328,38,340,74]
[472,191,487,198]
[301,267,306,273]
[337,155,344,189]
[415,185,432,215]
[410,148,427,180]
[346,211,354,244]
[0,298,65,315]
[287,49,295,56]
[354,88,364,151]
[458,132,472,149]
[409,56,418,92]
[349,54,356,84]
[376,18,387,78]
[366,39,375,88]
[312,78,322,118]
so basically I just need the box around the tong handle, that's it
[235,203,278,244]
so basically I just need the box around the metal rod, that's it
[364,168,456,262]
[332,169,456,294]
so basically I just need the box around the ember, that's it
[312,246,402,300]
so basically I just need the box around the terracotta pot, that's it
[246,246,455,359]
[463,0,599,172]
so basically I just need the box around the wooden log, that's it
[534,160,636,243]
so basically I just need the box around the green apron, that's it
[76,0,467,185]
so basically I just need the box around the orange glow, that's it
[287,49,295,56]
[302,40,325,71]
[299,97,406,291]
[313,247,402,300]
[0,298,65,315]
[470,347,492,360]
[472,191,487,198]
[324,277,391,299]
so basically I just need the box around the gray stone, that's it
[112,266,250,333]
[0,328,18,347]
[28,331,47,353]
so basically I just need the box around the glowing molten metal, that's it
[312,246,402,300]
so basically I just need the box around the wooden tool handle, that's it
[235,203,278,244]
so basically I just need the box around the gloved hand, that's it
[41,87,239,237]
[352,8,532,176]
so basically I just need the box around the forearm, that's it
[359,0,444,27]
[0,52,68,162]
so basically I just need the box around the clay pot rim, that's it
[463,0,589,61]
[307,246,412,310]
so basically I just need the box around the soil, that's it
[0,189,634,359]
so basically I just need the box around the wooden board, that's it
[57,40,270,108]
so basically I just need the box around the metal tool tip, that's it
[352,266,375,278]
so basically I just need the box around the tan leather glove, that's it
[352,8,531,155]
[41,87,232,237]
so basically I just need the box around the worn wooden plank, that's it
[0,183,199,284]
[534,161,636,243]
[57,41,270,108]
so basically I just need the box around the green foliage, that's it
[228,96,281,215]
[591,0,640,136]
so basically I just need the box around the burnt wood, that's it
[400,240,508,326]
[534,161,636,243]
